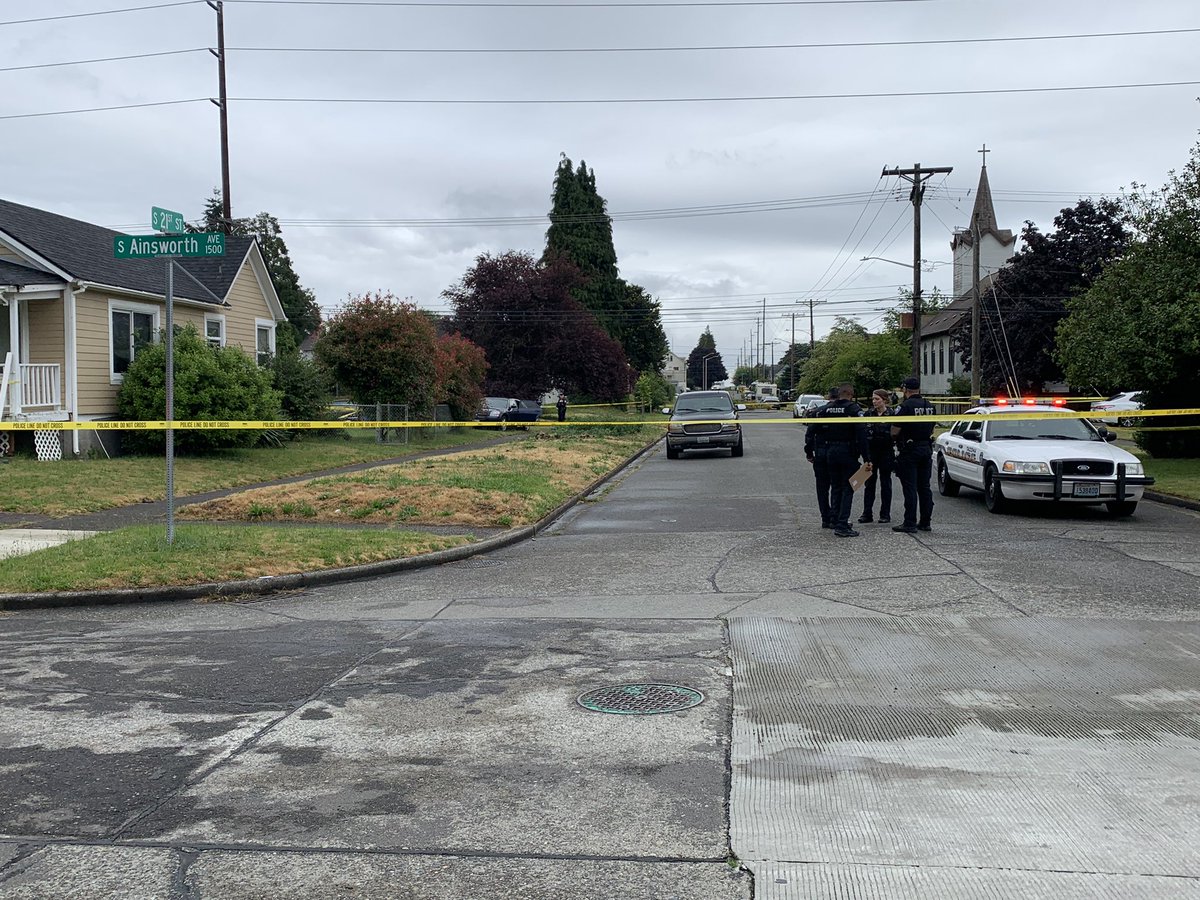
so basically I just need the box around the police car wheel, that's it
[937,456,960,497]
[983,466,1007,514]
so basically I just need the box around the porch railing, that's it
[1,353,62,418]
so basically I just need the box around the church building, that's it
[919,156,1018,394]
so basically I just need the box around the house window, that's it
[204,314,225,348]
[110,302,158,380]
[255,319,276,366]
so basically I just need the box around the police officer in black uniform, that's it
[859,388,896,523]
[803,386,840,528]
[891,375,936,533]
[813,382,871,537]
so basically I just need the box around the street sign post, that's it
[151,206,185,233]
[112,217,226,546]
[113,233,225,259]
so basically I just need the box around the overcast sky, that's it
[3,0,1198,370]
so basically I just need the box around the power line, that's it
[0,1,200,27]
[6,79,1197,121]
[226,0,942,8]
[0,49,203,74]
[8,26,1198,74]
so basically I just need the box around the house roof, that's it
[949,165,1016,251]
[0,198,254,305]
[0,259,64,288]
[921,271,1002,338]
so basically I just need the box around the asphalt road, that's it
[2,411,1199,898]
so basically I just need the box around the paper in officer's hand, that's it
[848,462,873,492]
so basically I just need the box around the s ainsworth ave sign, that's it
[113,232,225,259]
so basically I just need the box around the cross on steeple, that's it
[978,144,990,167]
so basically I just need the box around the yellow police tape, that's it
[2,407,1199,431]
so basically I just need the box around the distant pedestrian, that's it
[803,386,840,528]
[557,395,568,422]
[812,383,871,537]
[891,376,937,533]
[859,389,896,524]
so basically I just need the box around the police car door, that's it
[944,412,985,487]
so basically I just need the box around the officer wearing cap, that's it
[812,382,871,537]
[891,375,937,533]
[803,385,840,528]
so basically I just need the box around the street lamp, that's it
[701,353,719,390]
[860,256,942,272]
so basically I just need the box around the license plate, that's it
[697,436,710,444]
[1072,483,1101,497]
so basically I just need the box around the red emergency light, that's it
[1023,397,1037,405]
[996,397,1009,406]
[1052,397,1066,407]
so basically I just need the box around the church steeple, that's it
[949,147,1016,299]
[971,158,1000,236]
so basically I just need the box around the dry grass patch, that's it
[0,525,472,594]
[180,435,647,528]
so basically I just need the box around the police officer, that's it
[891,375,936,533]
[803,386,840,528]
[859,388,896,524]
[813,382,871,537]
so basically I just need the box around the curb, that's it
[0,435,663,612]
[1145,490,1200,513]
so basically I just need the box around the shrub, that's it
[116,326,282,454]
[270,348,333,421]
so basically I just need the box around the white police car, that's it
[935,404,1154,516]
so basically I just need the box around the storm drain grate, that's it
[577,683,704,715]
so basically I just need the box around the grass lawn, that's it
[0,427,663,594]
[0,427,498,516]
[1129,454,1200,502]
[0,525,471,594]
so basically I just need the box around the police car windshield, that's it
[986,416,1096,442]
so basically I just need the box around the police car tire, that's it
[937,456,960,497]
[1106,500,1137,517]
[983,466,1007,514]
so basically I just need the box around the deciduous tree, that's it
[446,251,630,401]
[955,198,1131,393]
[1057,140,1200,457]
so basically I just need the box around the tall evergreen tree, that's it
[542,155,668,373]
[195,189,322,349]
[685,328,728,389]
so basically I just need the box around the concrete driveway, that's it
[2,412,1198,898]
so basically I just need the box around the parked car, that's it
[1090,391,1146,426]
[935,404,1154,516]
[476,397,541,429]
[661,390,746,459]
[792,393,825,418]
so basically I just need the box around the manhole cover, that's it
[576,683,704,715]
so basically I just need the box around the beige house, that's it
[1,198,287,459]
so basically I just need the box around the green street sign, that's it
[151,206,185,233]
[113,233,226,259]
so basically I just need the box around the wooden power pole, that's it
[882,162,953,378]
[208,0,232,232]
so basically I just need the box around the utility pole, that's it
[790,313,796,395]
[807,298,826,348]
[970,145,987,401]
[882,162,953,377]
[208,0,232,232]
